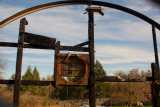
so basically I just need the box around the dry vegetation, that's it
[0,85,61,107]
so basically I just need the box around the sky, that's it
[0,0,160,79]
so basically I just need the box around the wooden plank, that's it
[0,76,148,86]
[88,11,96,107]
[60,46,89,52]
[0,80,53,86]
[13,18,27,106]
[24,32,56,48]
[54,41,60,87]
[0,42,89,52]
[152,26,160,79]
[61,70,85,77]
[59,54,85,77]
[151,63,160,107]
[74,41,89,47]
[0,42,18,47]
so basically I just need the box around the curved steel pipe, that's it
[0,0,160,30]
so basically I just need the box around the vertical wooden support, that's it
[152,26,159,78]
[54,41,60,87]
[151,63,160,107]
[151,26,160,107]
[13,18,28,106]
[88,11,96,107]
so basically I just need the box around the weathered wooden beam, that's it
[13,18,27,106]
[0,76,148,86]
[60,46,89,52]
[0,42,49,49]
[152,26,160,79]
[54,41,60,87]
[0,80,53,86]
[0,42,18,47]
[151,63,160,107]
[88,10,96,107]
[74,41,89,47]
[0,42,89,52]
[95,76,147,82]
[24,32,56,49]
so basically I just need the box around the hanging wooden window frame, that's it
[56,53,89,85]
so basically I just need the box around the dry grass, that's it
[0,85,61,107]
[0,85,106,107]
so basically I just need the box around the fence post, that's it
[13,18,28,106]
[88,10,96,107]
[53,41,60,87]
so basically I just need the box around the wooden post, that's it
[152,26,159,78]
[88,10,96,107]
[13,18,28,106]
[151,26,160,107]
[151,63,160,107]
[54,41,60,86]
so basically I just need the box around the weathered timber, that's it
[151,63,160,107]
[0,80,53,86]
[74,41,89,47]
[54,41,60,87]
[0,42,18,47]
[0,77,148,86]
[24,32,56,48]
[88,10,96,107]
[56,53,89,85]
[60,54,85,77]
[60,46,89,52]
[152,26,160,79]
[0,42,89,52]
[13,18,28,106]
[96,76,148,82]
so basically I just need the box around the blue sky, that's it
[0,0,160,79]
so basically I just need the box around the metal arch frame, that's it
[0,0,160,30]
[0,0,160,107]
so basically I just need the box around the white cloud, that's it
[127,5,152,12]
[0,5,25,21]
[124,0,159,13]
[8,56,54,64]
[95,20,153,42]
[0,1,159,77]
[95,44,154,64]
[0,47,53,55]
[0,3,158,44]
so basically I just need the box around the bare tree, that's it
[110,69,151,106]
[0,56,6,79]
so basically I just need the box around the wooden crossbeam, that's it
[74,41,89,47]
[0,42,89,52]
[24,32,56,48]
[0,76,148,86]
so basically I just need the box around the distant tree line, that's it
[109,69,152,106]
[7,60,152,106]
